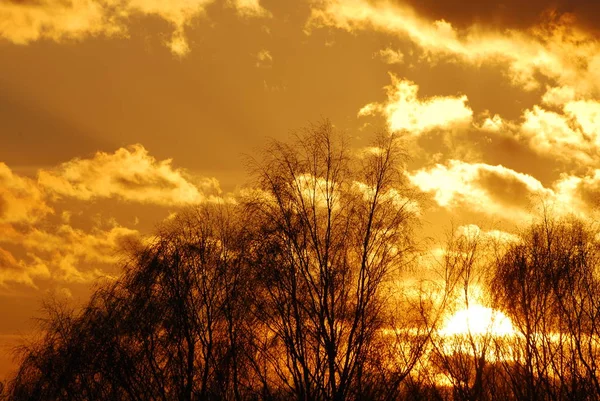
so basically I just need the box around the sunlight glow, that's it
[441,305,515,337]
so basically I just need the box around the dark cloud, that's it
[0,249,18,272]
[477,169,534,209]
[4,0,42,4]
[0,195,6,221]
[399,0,600,30]
[577,177,600,209]
[114,172,179,191]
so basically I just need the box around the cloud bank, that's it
[39,145,221,205]
[0,145,221,288]
[0,0,270,56]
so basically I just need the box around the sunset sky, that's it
[2,0,600,378]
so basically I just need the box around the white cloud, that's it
[477,114,506,132]
[516,99,600,166]
[229,0,271,17]
[409,160,550,220]
[552,170,600,217]
[542,86,576,106]
[359,74,472,134]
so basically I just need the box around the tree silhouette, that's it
[6,122,600,401]
[244,121,421,400]
[490,216,600,401]
[6,203,257,400]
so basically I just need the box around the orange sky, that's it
[2,0,600,379]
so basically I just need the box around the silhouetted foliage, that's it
[490,217,600,401]
[7,204,257,401]
[244,123,420,400]
[6,122,600,401]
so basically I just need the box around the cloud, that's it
[553,170,600,216]
[409,159,600,221]
[476,114,507,133]
[374,47,404,64]
[461,93,600,169]
[309,0,600,171]
[393,0,600,30]
[358,74,472,134]
[228,0,271,18]
[38,144,221,205]
[521,106,590,162]
[516,99,600,166]
[0,0,118,45]
[408,160,550,220]
[0,247,50,287]
[0,144,226,289]
[0,222,141,286]
[256,49,273,67]
[542,86,577,106]
[0,163,52,224]
[352,180,421,216]
[0,0,270,56]
[564,100,600,144]
[309,0,600,94]
[455,224,520,245]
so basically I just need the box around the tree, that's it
[244,121,419,400]
[6,203,258,401]
[490,216,600,401]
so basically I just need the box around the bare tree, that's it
[15,122,600,401]
[6,203,258,401]
[490,216,600,401]
[426,227,495,401]
[245,121,419,400]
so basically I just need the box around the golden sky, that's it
[2,0,600,378]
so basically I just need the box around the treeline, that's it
[3,122,600,400]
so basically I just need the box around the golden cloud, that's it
[359,74,472,134]
[374,48,404,65]
[517,99,600,165]
[228,0,271,18]
[0,163,52,224]
[0,222,141,286]
[0,0,270,56]
[0,246,50,287]
[0,144,201,288]
[553,170,600,217]
[564,100,600,144]
[455,224,520,245]
[309,1,600,170]
[408,160,551,220]
[0,145,227,290]
[255,49,273,68]
[38,144,221,205]
[542,86,577,106]
[0,0,117,44]
[309,0,600,95]
[476,114,508,133]
[521,106,591,162]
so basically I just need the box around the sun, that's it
[441,305,515,337]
